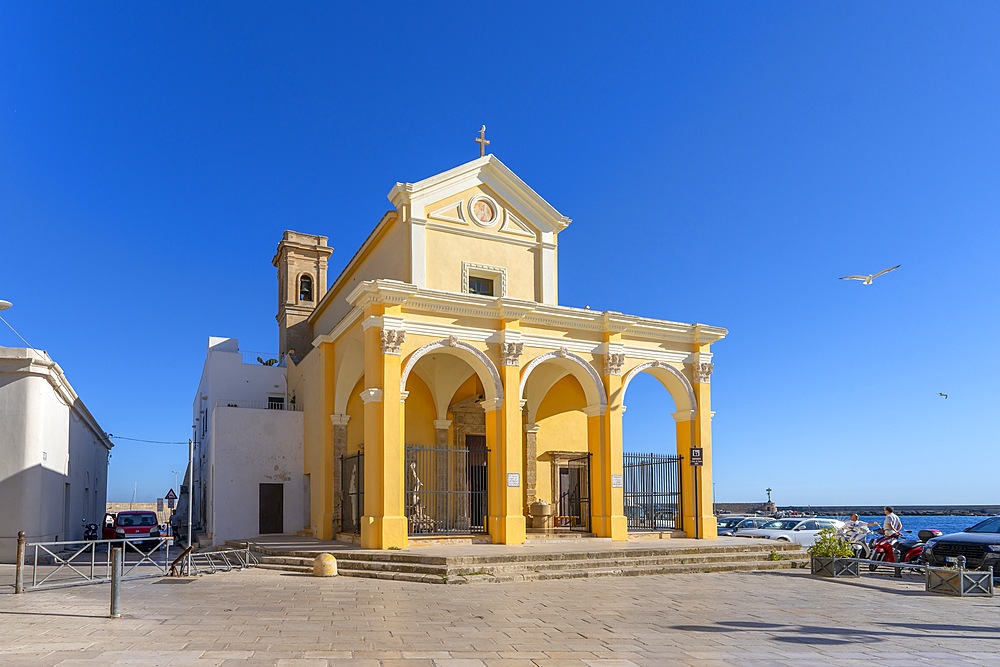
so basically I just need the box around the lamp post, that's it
[0,299,36,349]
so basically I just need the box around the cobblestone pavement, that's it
[2,567,999,666]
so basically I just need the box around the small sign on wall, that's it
[690,447,704,466]
[507,473,521,488]
[611,474,623,489]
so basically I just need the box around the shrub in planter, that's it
[810,527,860,577]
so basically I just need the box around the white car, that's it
[735,517,845,547]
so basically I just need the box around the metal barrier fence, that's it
[341,452,364,534]
[405,444,489,535]
[624,452,682,532]
[15,535,173,592]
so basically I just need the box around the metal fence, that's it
[16,537,173,592]
[341,452,364,535]
[623,452,682,532]
[405,444,489,535]
[557,454,591,532]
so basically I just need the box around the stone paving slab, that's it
[2,566,1000,665]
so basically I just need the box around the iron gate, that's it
[623,452,681,531]
[405,444,488,535]
[557,453,591,532]
[340,452,364,535]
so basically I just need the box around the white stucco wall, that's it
[0,348,112,562]
[186,337,304,546]
[208,406,304,544]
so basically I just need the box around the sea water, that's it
[851,515,986,536]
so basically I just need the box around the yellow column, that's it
[679,353,717,539]
[360,306,408,549]
[490,337,526,544]
[316,342,336,540]
[596,356,627,540]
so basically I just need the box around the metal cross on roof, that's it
[475,125,490,157]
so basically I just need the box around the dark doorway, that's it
[466,435,488,531]
[259,483,284,534]
[558,454,591,532]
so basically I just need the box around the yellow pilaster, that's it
[317,341,336,540]
[360,305,408,549]
[490,325,526,544]
[596,369,627,540]
[678,348,717,539]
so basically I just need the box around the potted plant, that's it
[809,527,860,577]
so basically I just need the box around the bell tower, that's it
[272,230,333,359]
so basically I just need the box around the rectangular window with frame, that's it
[468,276,494,296]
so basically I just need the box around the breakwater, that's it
[777,505,999,517]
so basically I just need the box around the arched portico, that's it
[620,360,715,538]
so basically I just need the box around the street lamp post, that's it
[0,300,36,349]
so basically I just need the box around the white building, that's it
[0,347,113,562]
[182,337,305,546]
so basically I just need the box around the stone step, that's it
[463,558,803,584]
[446,552,807,576]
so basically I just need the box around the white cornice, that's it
[323,280,727,348]
[387,155,571,233]
[0,349,114,452]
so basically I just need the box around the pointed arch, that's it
[621,361,696,413]
[400,336,503,402]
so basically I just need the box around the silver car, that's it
[735,517,846,547]
[718,516,774,536]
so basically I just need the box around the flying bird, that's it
[939,393,948,399]
[839,265,901,285]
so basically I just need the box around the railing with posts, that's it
[405,444,489,535]
[15,536,173,592]
[216,399,303,412]
[240,351,286,367]
[624,452,682,532]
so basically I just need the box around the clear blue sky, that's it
[2,4,997,505]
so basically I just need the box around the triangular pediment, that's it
[388,155,571,236]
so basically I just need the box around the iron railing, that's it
[405,444,489,535]
[216,399,303,412]
[341,452,364,534]
[624,452,682,532]
[16,537,173,592]
[240,351,286,367]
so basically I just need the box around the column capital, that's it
[359,388,383,404]
[381,328,406,355]
[604,352,625,376]
[480,397,504,413]
[433,419,452,430]
[400,390,409,403]
[672,409,697,422]
[524,422,540,434]
[582,405,605,418]
[500,342,524,367]
[330,413,351,427]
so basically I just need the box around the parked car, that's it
[718,516,774,536]
[717,516,751,534]
[734,517,845,546]
[102,510,163,546]
[923,516,1000,573]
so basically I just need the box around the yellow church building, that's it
[275,152,726,549]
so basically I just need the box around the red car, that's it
[102,511,162,545]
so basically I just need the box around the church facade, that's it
[277,154,725,549]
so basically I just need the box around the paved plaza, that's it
[2,565,999,666]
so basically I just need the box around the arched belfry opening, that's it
[299,274,314,302]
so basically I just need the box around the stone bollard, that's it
[313,553,338,577]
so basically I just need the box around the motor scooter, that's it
[82,520,99,541]
[869,528,943,574]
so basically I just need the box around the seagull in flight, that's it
[939,393,948,399]
[839,265,901,285]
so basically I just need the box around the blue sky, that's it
[2,4,997,505]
